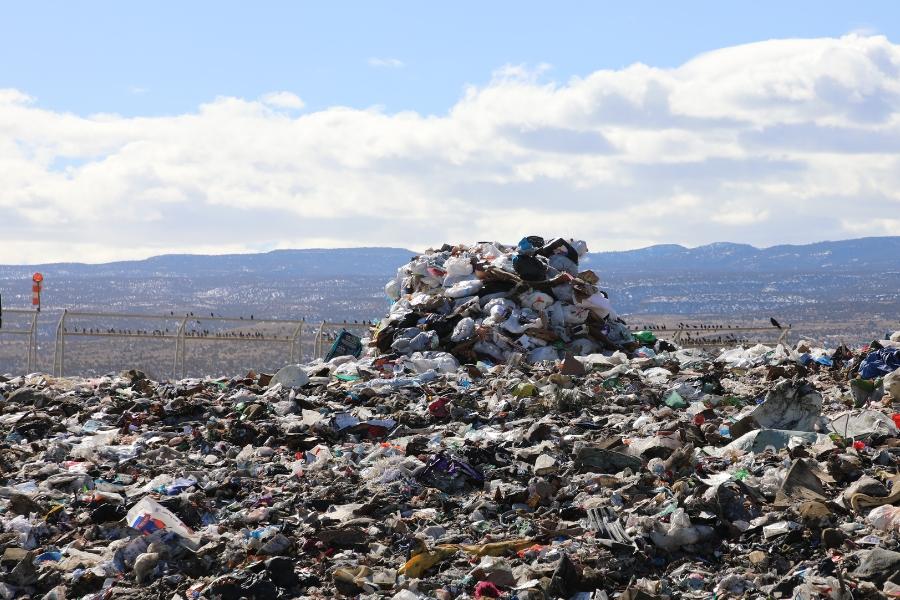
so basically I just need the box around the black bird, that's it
[770,317,782,329]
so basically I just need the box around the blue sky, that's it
[2,3,900,263]
[2,2,896,117]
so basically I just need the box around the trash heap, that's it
[4,232,900,600]
[1,331,900,599]
[378,238,640,365]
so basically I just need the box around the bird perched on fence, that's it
[770,317,782,329]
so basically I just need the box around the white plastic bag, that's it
[579,292,617,320]
[451,317,476,342]
[885,368,900,400]
[650,508,714,550]
[126,497,201,548]
[384,278,401,300]
[444,256,473,277]
[562,304,590,324]
[527,346,559,364]
[406,352,459,374]
[445,279,483,299]
[519,291,554,311]
[867,505,900,531]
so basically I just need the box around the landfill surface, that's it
[2,238,900,600]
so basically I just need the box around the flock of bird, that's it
[637,317,785,331]
[64,327,351,342]
[62,313,369,342]
[676,332,748,345]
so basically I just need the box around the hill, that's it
[585,236,900,273]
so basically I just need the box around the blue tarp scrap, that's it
[858,348,900,380]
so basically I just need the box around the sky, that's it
[2,2,900,264]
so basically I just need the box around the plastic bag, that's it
[886,368,900,399]
[384,278,401,300]
[406,352,459,374]
[445,279,483,299]
[562,304,590,324]
[649,508,714,550]
[859,348,900,379]
[527,346,559,364]
[72,430,119,460]
[451,317,476,342]
[829,410,898,438]
[751,379,822,431]
[444,256,473,277]
[579,292,617,320]
[126,497,201,548]
[519,291,554,311]
[513,254,547,282]
[867,505,900,531]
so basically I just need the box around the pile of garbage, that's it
[379,238,642,365]
[1,329,900,599]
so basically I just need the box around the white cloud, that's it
[841,217,900,235]
[2,34,900,264]
[367,57,405,68]
[711,207,771,226]
[259,91,305,109]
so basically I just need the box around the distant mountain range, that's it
[0,248,416,279]
[2,236,897,279]
[585,236,900,273]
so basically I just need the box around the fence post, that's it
[53,310,67,376]
[777,325,791,347]
[289,320,304,363]
[27,311,38,373]
[314,321,326,359]
[173,316,188,380]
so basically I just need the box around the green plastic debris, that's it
[655,503,678,517]
[334,374,361,382]
[633,330,657,344]
[850,376,881,407]
[512,383,537,398]
[602,377,622,390]
[733,469,749,481]
[723,396,744,407]
[665,391,688,409]
[851,378,877,393]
